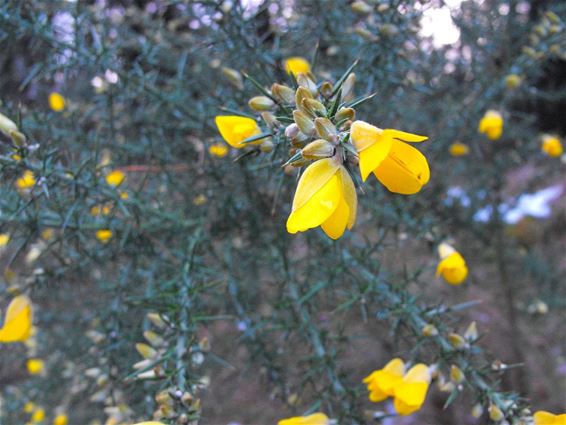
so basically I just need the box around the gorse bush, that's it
[0,1,565,424]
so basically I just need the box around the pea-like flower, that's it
[48,92,66,112]
[286,157,357,240]
[533,411,566,425]
[54,414,69,425]
[449,142,469,157]
[16,170,36,190]
[278,412,330,425]
[208,143,229,158]
[350,121,430,194]
[95,229,113,244]
[283,57,311,77]
[26,358,45,375]
[215,115,261,148]
[541,134,563,157]
[106,170,125,187]
[478,110,503,140]
[393,364,431,416]
[363,358,405,402]
[0,295,33,343]
[436,242,468,285]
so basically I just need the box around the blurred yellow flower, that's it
[119,191,129,200]
[449,142,469,157]
[363,358,405,402]
[95,229,113,244]
[436,243,468,285]
[478,110,503,140]
[541,135,563,157]
[534,411,566,425]
[24,402,36,413]
[505,74,522,89]
[32,408,46,423]
[48,92,66,112]
[350,120,429,194]
[287,158,357,240]
[26,358,45,375]
[0,295,33,343]
[193,194,207,206]
[393,364,431,416]
[16,170,36,190]
[283,57,311,77]
[215,115,261,148]
[278,413,330,425]
[41,228,54,241]
[0,233,10,246]
[208,143,229,158]
[106,170,125,187]
[90,204,112,216]
[53,414,69,425]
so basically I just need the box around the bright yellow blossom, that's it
[53,414,69,425]
[26,358,45,375]
[393,364,431,416]
[0,295,33,343]
[363,358,405,402]
[350,120,429,194]
[32,408,46,423]
[215,115,261,148]
[449,142,469,157]
[0,233,10,246]
[95,229,113,243]
[16,170,36,190]
[283,57,311,77]
[534,411,566,425]
[278,412,330,425]
[436,242,468,285]
[541,135,563,157]
[48,92,66,112]
[208,142,229,158]
[286,157,357,240]
[478,110,503,140]
[106,170,125,187]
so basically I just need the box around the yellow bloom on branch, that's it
[283,57,311,77]
[363,358,405,402]
[287,158,357,240]
[350,120,430,194]
[95,229,113,243]
[436,242,468,285]
[0,233,10,246]
[449,142,469,157]
[16,170,36,190]
[106,170,125,187]
[478,110,503,140]
[215,115,261,148]
[48,92,66,112]
[0,295,33,343]
[393,364,431,416]
[541,135,563,157]
[26,358,45,375]
[278,412,330,425]
[534,411,566,425]
[31,408,45,423]
[53,414,69,425]
[208,143,229,158]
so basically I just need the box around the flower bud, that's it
[379,23,399,37]
[319,82,333,98]
[489,403,504,421]
[10,130,27,147]
[545,11,560,24]
[354,26,378,41]
[471,403,484,418]
[285,123,300,140]
[261,112,280,129]
[464,321,478,341]
[448,332,467,349]
[377,3,389,12]
[260,139,274,153]
[314,117,338,142]
[0,112,18,137]
[136,342,157,359]
[272,83,295,104]
[301,139,335,159]
[296,73,318,96]
[221,67,244,90]
[342,73,356,99]
[248,96,274,111]
[422,323,438,337]
[351,1,372,14]
[302,98,327,117]
[295,86,313,111]
[144,330,165,347]
[335,107,355,122]
[450,365,465,383]
[147,312,166,328]
[293,110,316,136]
[438,242,456,259]
[505,74,522,89]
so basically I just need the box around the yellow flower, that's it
[119,191,129,200]
[41,229,54,241]
[23,402,35,413]
[16,170,36,190]
[449,142,469,157]
[48,92,66,112]
[26,358,45,375]
[534,411,566,425]
[393,364,431,416]
[90,204,112,216]
[283,57,311,77]
[32,408,46,423]
[436,243,468,285]
[278,413,330,425]
[53,414,68,425]
[286,158,357,240]
[215,115,261,148]
[505,74,522,89]
[106,170,125,187]
[0,295,33,343]
[363,358,405,402]
[478,110,503,140]
[208,142,229,158]
[350,120,429,194]
[541,135,563,157]
[0,233,10,246]
[193,194,207,206]
[95,229,113,243]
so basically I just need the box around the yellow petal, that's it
[393,383,428,415]
[283,57,311,77]
[290,158,340,211]
[338,166,357,229]
[374,140,430,194]
[534,411,566,425]
[278,413,329,425]
[478,110,503,141]
[436,252,468,285]
[383,129,428,143]
[363,358,405,401]
[0,295,33,343]
[321,197,349,240]
[358,137,393,182]
[214,115,260,148]
[350,120,384,152]
[403,364,431,383]
[54,414,69,425]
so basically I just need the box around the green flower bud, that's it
[302,98,327,117]
[248,96,274,111]
[221,67,244,90]
[301,139,335,159]
[314,117,337,142]
[271,83,295,104]
[293,110,315,136]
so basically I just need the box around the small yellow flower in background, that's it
[208,142,229,158]
[48,92,66,112]
[505,74,522,89]
[478,110,503,140]
[41,228,54,241]
[119,190,129,200]
[0,233,10,246]
[53,414,69,425]
[534,411,566,425]
[363,358,405,402]
[541,134,563,157]
[16,170,36,190]
[24,402,36,413]
[95,229,113,244]
[90,204,112,216]
[287,157,357,240]
[193,194,207,206]
[436,242,468,285]
[106,170,125,187]
[393,364,431,416]
[350,120,430,194]
[278,412,330,425]
[283,56,311,77]
[26,358,45,375]
[215,115,261,149]
[32,407,46,423]
[449,142,469,157]
[0,295,33,343]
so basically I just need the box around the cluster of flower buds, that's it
[152,388,201,424]
[522,11,565,61]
